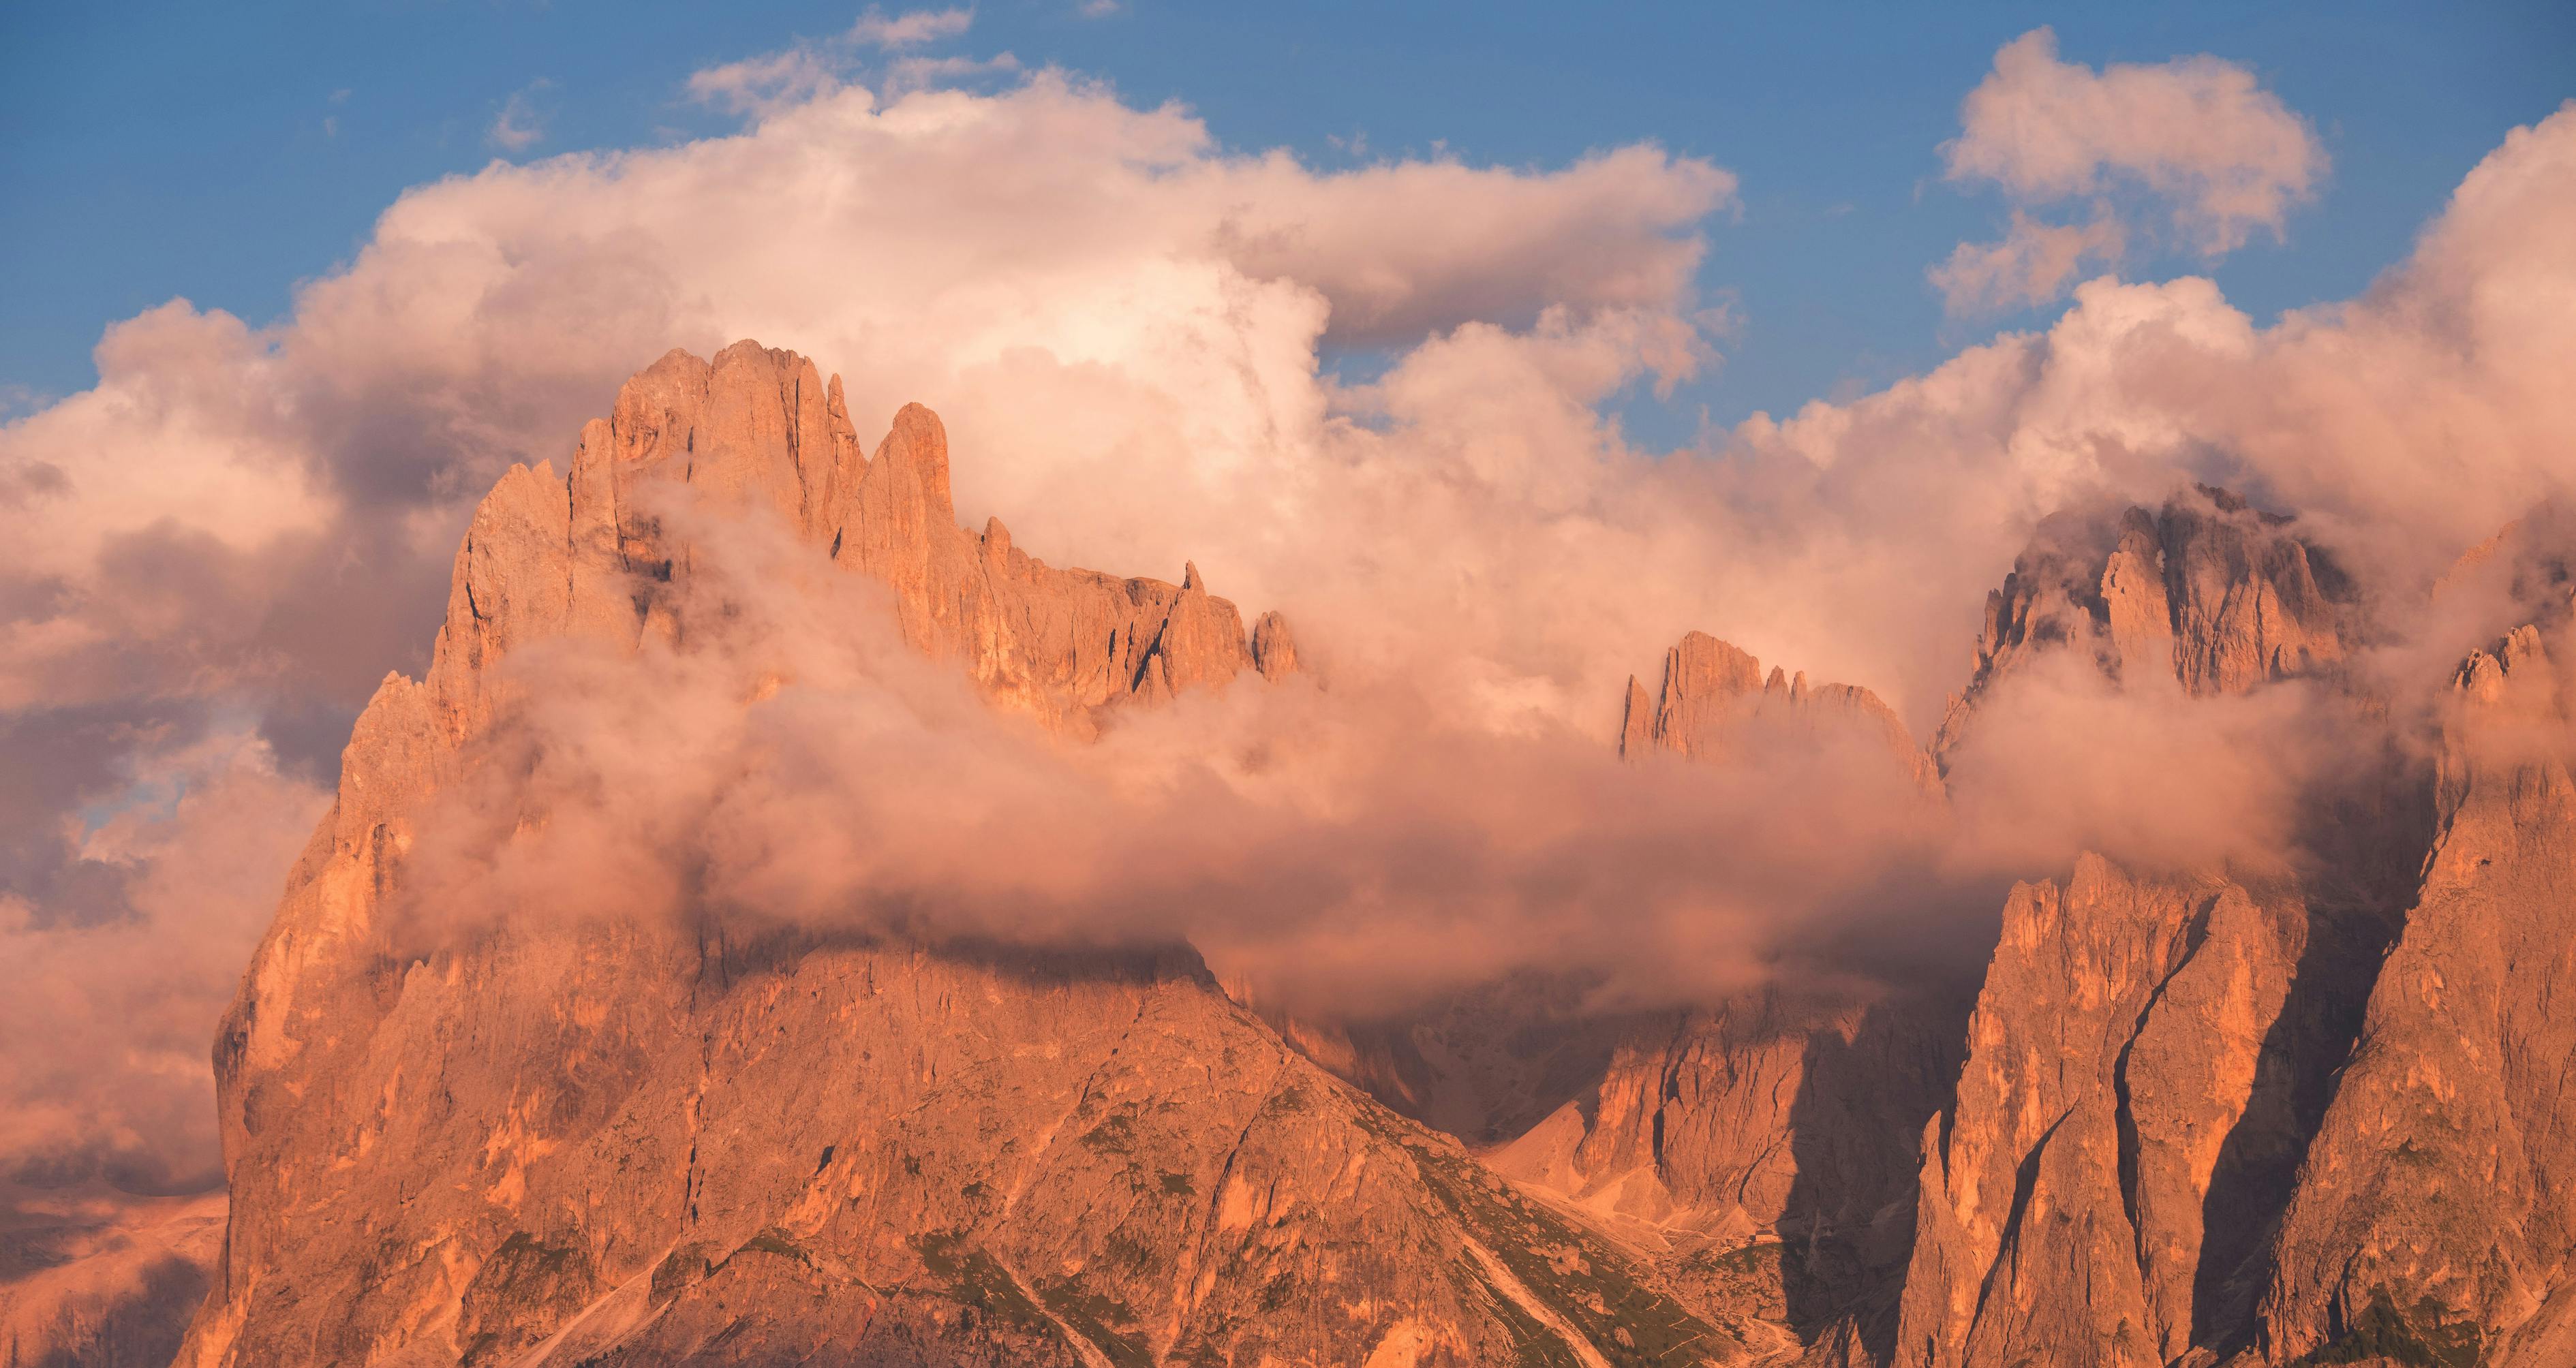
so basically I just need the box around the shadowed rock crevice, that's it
[1776,989,1974,1359]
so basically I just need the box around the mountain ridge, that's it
[50,341,2563,1368]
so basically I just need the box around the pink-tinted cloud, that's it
[1946,28,2325,254]
[1930,206,2126,314]
[1,51,2569,1189]
[487,82,550,153]
[848,6,974,50]
[388,493,1959,1015]
[688,7,986,116]
[686,48,844,117]
[0,730,326,1190]
[0,69,1741,1179]
[1929,28,2326,313]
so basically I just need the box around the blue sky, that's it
[4,1,2570,433]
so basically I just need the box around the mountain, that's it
[169,343,1719,1368]
[1934,485,2362,761]
[1893,491,2576,1367]
[1620,632,1942,796]
[84,342,2573,1367]
[2262,619,2576,1366]
[1475,636,1962,1358]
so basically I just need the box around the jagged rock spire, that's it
[1936,484,2359,761]
[1618,629,1940,791]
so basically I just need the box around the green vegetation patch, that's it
[459,1242,597,1368]
[1458,1253,1591,1368]
[2293,1292,2482,1368]
[910,1232,1058,1342]
[1037,1277,1156,1368]
[648,1239,720,1309]
[1398,1118,1717,1367]
[1079,1112,1141,1157]
[733,1227,811,1266]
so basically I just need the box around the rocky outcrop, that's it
[1621,632,1941,794]
[1873,492,2449,1368]
[1405,632,1965,1359]
[1490,988,1963,1341]
[2260,616,2576,1368]
[174,344,1722,1368]
[1935,486,2359,760]
[1890,859,2320,1367]
[555,341,1285,735]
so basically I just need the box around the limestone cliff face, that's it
[1882,496,2395,1368]
[176,343,1715,1368]
[1447,634,1963,1360]
[558,343,1285,735]
[1488,989,1962,1346]
[2260,617,2576,1368]
[1935,486,2359,760]
[1621,632,1941,794]
[1890,859,2319,1368]
[1888,507,2576,1368]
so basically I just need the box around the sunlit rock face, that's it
[1890,500,2576,1368]
[1892,858,2320,1368]
[1886,493,2374,1368]
[480,340,1285,739]
[1621,631,1942,796]
[2261,619,2576,1368]
[1935,484,2362,762]
[170,344,1725,1368]
[140,339,2576,1368]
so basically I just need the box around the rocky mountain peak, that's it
[176,346,1753,1368]
[1936,483,2361,760]
[442,341,1300,742]
[2256,617,2576,1365]
[1896,512,2576,1367]
[1621,629,1941,793]
[145,339,2576,1368]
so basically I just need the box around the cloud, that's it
[1,44,2569,1181]
[1929,206,2125,314]
[1753,103,2576,709]
[488,82,551,153]
[390,490,1961,1013]
[0,728,326,1190]
[687,48,844,117]
[1932,28,2326,311]
[0,67,1739,1177]
[885,51,1022,97]
[848,6,974,50]
[693,7,979,114]
[1939,651,2346,874]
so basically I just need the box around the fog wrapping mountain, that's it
[168,345,1715,1368]
[1893,491,2572,1367]
[2263,623,2576,1365]
[153,345,2576,1368]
